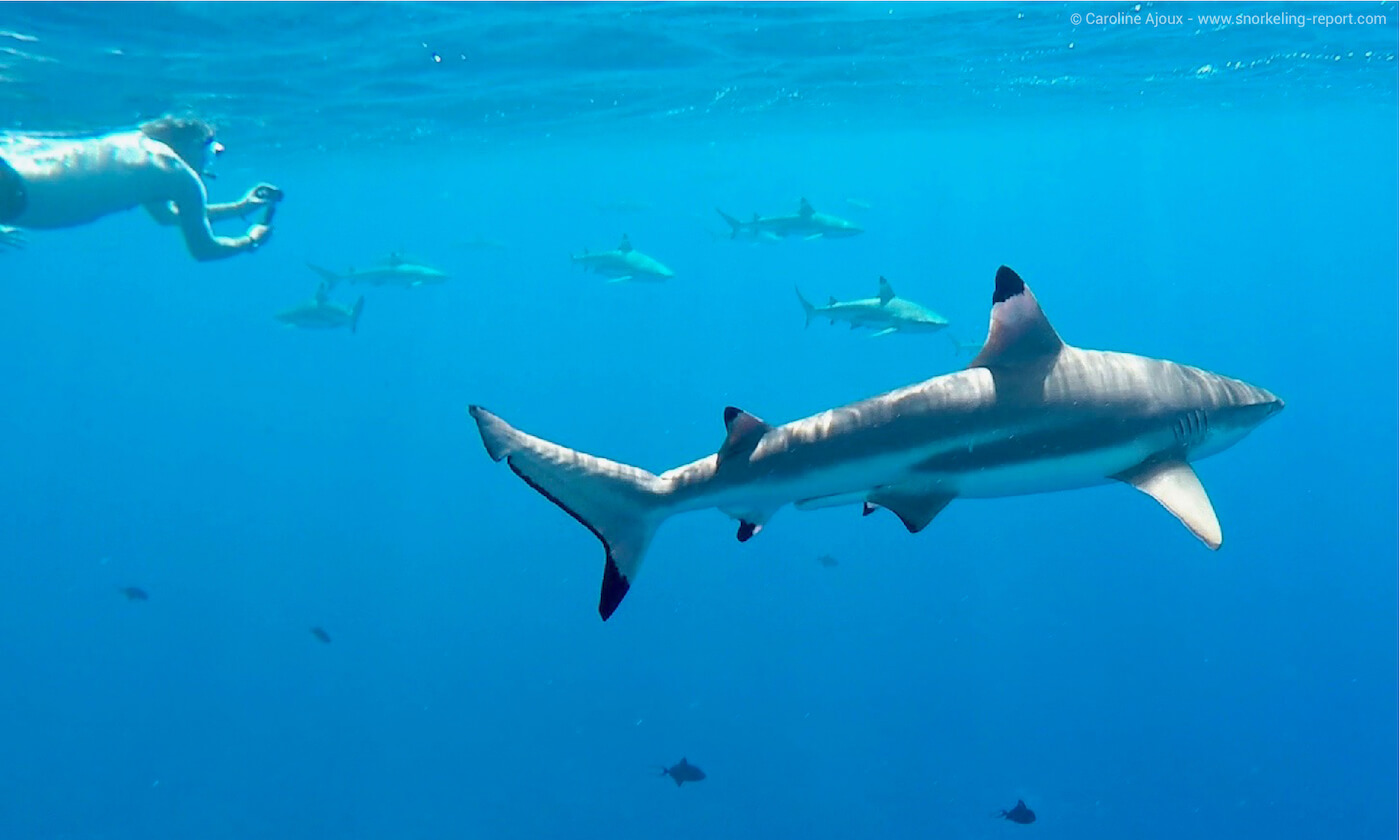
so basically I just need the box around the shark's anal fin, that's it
[968,266,1064,369]
[878,276,896,305]
[864,488,956,533]
[718,406,772,466]
[1114,459,1222,549]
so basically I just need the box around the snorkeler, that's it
[0,115,282,261]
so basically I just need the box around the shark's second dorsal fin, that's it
[878,276,896,305]
[618,234,633,253]
[967,266,1064,369]
[718,406,771,466]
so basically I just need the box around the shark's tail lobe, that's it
[350,296,365,334]
[468,406,670,620]
[794,286,817,328]
[715,208,743,239]
[306,263,343,290]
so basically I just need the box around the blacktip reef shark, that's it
[715,197,863,242]
[796,276,950,337]
[307,253,448,290]
[469,266,1283,621]
[571,234,675,283]
[274,282,365,333]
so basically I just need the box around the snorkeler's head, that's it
[139,115,223,175]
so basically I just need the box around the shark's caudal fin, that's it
[468,406,670,620]
[350,296,365,334]
[715,209,743,238]
[794,287,817,327]
[306,263,343,290]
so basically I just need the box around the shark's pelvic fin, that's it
[968,266,1064,369]
[718,407,772,466]
[878,277,896,306]
[869,327,898,338]
[1114,459,1223,549]
[864,487,956,533]
[467,406,669,620]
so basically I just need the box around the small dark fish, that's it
[119,586,149,602]
[818,554,839,568]
[997,799,1036,825]
[659,757,705,787]
[310,626,332,644]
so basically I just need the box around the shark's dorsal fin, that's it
[828,296,839,306]
[313,281,330,304]
[618,234,633,253]
[863,488,955,533]
[718,406,771,466]
[1114,459,1222,549]
[967,266,1064,369]
[798,197,815,218]
[878,276,896,305]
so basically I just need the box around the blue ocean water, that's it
[0,3,1396,838]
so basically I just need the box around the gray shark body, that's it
[308,255,448,290]
[275,283,365,333]
[716,198,863,242]
[571,234,675,283]
[469,267,1282,620]
[797,277,949,337]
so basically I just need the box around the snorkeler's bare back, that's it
[2,131,193,229]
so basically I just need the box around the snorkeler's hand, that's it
[246,223,273,253]
[0,225,24,251]
[241,183,284,215]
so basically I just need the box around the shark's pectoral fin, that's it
[968,266,1065,369]
[1114,459,1222,549]
[869,327,898,338]
[864,488,956,533]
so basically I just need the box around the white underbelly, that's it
[932,445,1152,498]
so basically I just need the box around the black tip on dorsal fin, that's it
[968,265,1064,369]
[992,265,1025,304]
[878,276,895,305]
[719,406,771,465]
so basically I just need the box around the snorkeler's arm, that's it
[166,166,269,261]
[148,183,280,226]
